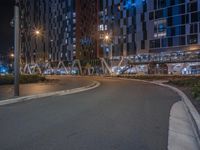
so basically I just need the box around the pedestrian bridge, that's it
[20,50,200,75]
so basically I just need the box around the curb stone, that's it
[0,81,100,106]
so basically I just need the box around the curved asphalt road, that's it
[0,77,180,150]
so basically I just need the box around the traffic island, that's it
[167,78,200,114]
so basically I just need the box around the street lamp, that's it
[35,30,40,36]
[33,29,42,63]
[104,33,111,42]
[103,33,112,59]
[14,0,20,96]
[10,53,15,58]
[105,35,109,41]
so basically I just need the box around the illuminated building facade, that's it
[48,0,76,62]
[20,0,49,64]
[100,0,200,57]
[20,0,76,64]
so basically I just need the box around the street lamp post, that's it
[14,1,20,96]
[103,33,113,60]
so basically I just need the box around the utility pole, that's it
[14,1,20,96]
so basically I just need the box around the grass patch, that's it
[168,78,200,100]
[116,74,200,81]
[192,83,200,100]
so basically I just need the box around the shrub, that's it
[192,82,200,100]
[0,74,47,85]
[0,75,13,85]
[20,74,46,84]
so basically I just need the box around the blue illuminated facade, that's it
[100,0,200,57]
[0,65,9,74]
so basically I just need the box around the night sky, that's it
[0,0,15,55]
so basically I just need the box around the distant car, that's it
[55,68,68,75]
[71,68,79,75]
[43,69,54,75]
[0,65,9,75]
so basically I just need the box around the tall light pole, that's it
[104,33,112,59]
[14,1,20,96]
[33,29,41,63]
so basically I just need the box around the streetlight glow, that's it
[35,30,40,35]
[10,53,14,58]
[104,33,111,42]
[105,35,109,40]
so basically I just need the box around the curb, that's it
[105,76,200,147]
[0,80,100,106]
[152,82,200,146]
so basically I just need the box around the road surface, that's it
[0,77,180,150]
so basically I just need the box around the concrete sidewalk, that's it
[0,76,92,100]
[168,101,199,150]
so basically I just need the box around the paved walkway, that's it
[0,76,92,100]
[168,101,199,150]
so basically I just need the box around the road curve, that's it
[0,77,180,150]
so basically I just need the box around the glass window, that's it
[180,25,186,35]
[158,0,166,8]
[154,0,157,9]
[167,28,171,36]
[172,4,185,15]
[155,10,163,19]
[176,26,185,35]
[161,38,167,47]
[150,39,160,48]
[168,37,173,46]
[143,1,147,12]
[167,17,173,26]
[169,0,175,6]
[143,30,147,40]
[168,7,172,16]
[190,24,198,33]
[158,23,165,32]
[187,2,197,12]
[141,40,145,49]
[179,36,186,45]
[149,12,154,20]
[171,27,175,36]
[150,40,155,48]
[187,34,198,44]
[191,12,198,23]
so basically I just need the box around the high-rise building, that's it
[100,0,200,58]
[48,0,76,62]
[20,0,76,64]
[76,0,99,61]
[20,0,49,64]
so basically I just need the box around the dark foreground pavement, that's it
[0,77,180,150]
[0,76,92,100]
